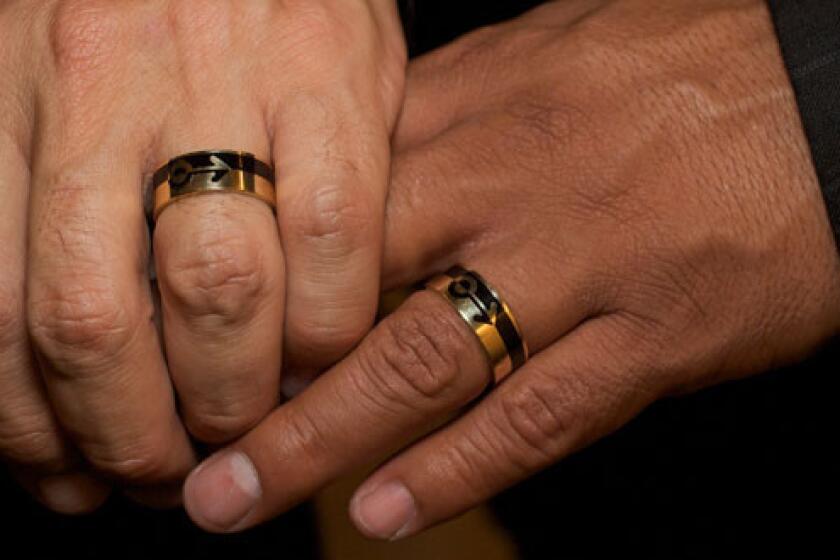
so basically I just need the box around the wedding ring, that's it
[427,266,528,382]
[152,150,276,220]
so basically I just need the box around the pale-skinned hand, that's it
[0,0,405,512]
[182,0,840,537]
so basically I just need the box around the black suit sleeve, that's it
[767,1,840,250]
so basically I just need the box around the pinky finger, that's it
[0,124,109,515]
[10,468,111,515]
[349,316,656,540]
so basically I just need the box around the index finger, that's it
[183,291,490,532]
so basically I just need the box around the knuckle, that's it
[86,439,173,483]
[160,0,241,59]
[280,1,360,61]
[34,170,123,266]
[159,227,268,323]
[291,4,341,41]
[184,412,255,446]
[0,424,63,470]
[566,9,621,63]
[288,311,373,366]
[48,0,121,79]
[442,24,500,72]
[496,378,578,462]
[606,310,695,392]
[615,249,712,346]
[28,277,140,364]
[286,183,377,257]
[38,168,91,217]
[356,301,474,407]
[272,408,330,469]
[432,432,496,498]
[183,398,266,445]
[164,0,229,33]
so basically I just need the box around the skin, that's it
[182,0,840,538]
[0,0,405,512]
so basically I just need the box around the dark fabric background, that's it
[768,0,840,249]
[0,477,320,560]
[2,2,838,559]
[401,0,545,56]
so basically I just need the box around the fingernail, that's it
[351,481,417,540]
[184,450,261,531]
[38,473,109,515]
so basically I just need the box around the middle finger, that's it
[151,6,285,444]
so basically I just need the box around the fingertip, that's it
[183,450,262,533]
[36,472,111,515]
[349,480,418,541]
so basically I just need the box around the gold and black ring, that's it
[152,150,276,220]
[427,266,528,383]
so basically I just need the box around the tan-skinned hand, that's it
[182,0,840,537]
[0,0,405,513]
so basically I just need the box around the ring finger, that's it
[153,91,285,445]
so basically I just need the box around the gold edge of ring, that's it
[500,300,529,360]
[469,270,529,361]
[429,285,499,372]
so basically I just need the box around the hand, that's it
[182,0,840,536]
[0,0,405,512]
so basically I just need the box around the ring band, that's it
[152,150,276,220]
[427,266,528,382]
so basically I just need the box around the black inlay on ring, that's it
[153,151,274,192]
[445,267,526,369]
